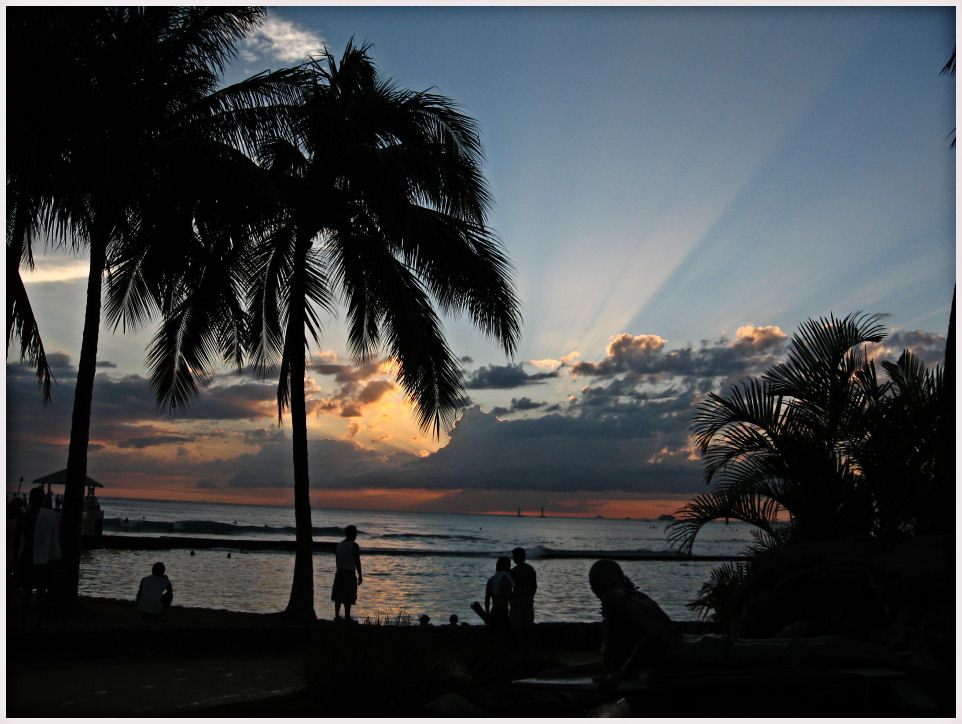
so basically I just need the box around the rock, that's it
[423,692,488,716]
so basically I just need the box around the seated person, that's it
[136,561,174,618]
[589,559,919,690]
[589,559,682,679]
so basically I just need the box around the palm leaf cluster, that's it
[7,10,521,617]
[668,312,948,558]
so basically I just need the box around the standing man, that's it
[332,524,363,622]
[509,546,537,630]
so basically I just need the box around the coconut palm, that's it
[7,7,303,602]
[7,9,83,403]
[243,43,522,619]
[669,312,947,558]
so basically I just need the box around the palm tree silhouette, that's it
[7,7,301,602]
[669,312,947,558]
[244,43,522,619]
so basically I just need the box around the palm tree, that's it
[7,10,81,403]
[669,312,948,622]
[243,43,522,619]
[7,7,302,603]
[668,312,947,555]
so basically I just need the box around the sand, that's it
[7,587,953,717]
[6,589,604,717]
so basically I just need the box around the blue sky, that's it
[9,6,956,516]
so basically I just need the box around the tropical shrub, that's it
[669,312,949,622]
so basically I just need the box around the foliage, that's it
[669,311,950,619]
[6,7,302,602]
[686,560,750,621]
[363,608,414,626]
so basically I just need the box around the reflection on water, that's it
[80,549,716,623]
[80,501,752,622]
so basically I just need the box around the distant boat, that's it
[657,514,676,522]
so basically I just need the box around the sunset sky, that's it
[6,6,956,518]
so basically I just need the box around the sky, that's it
[6,5,956,519]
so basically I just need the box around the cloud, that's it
[116,433,195,449]
[571,327,787,384]
[340,406,704,495]
[491,397,546,416]
[872,328,948,367]
[240,16,325,64]
[464,363,559,389]
[195,479,219,489]
[20,257,90,284]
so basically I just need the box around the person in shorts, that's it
[332,525,362,622]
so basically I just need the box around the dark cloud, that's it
[464,363,559,389]
[340,406,704,495]
[884,329,947,366]
[96,360,117,369]
[116,434,194,449]
[491,397,546,416]
[195,479,219,489]
[571,328,787,384]
[47,352,73,371]
[223,437,406,489]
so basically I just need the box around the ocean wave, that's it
[379,532,486,542]
[102,517,348,538]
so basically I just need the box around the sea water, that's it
[80,498,757,623]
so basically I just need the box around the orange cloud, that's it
[607,333,666,359]
[733,324,786,350]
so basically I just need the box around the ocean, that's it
[81,498,756,624]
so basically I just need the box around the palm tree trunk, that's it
[285,253,316,620]
[58,233,108,605]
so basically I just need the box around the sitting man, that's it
[588,559,921,690]
[589,559,683,683]
[136,561,174,619]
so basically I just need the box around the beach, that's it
[7,590,606,717]
[8,585,953,717]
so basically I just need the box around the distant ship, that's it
[657,514,676,522]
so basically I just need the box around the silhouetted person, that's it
[485,556,514,636]
[419,614,431,626]
[509,547,537,629]
[332,524,362,622]
[589,559,679,683]
[137,561,174,619]
[448,614,459,626]
[15,486,61,628]
[587,558,911,691]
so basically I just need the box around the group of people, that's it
[328,525,539,635]
[11,486,62,627]
[483,547,537,636]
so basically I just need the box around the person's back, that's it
[137,562,173,617]
[509,547,537,627]
[487,570,513,611]
[485,556,514,635]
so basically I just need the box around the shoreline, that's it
[82,533,746,560]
